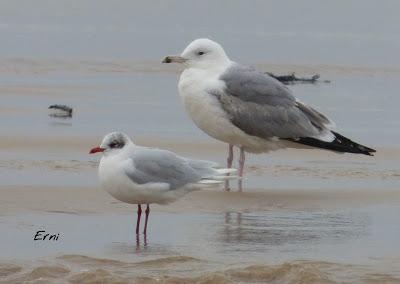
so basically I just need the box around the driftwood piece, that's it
[266,72,330,85]
[48,104,73,118]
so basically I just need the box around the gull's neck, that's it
[183,59,234,78]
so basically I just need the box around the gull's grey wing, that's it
[212,64,333,139]
[185,158,219,177]
[185,158,218,170]
[124,148,202,190]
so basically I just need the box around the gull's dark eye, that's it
[197,51,205,56]
[109,141,120,148]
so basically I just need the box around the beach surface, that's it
[1,1,400,283]
[1,63,400,282]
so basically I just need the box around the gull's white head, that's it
[163,38,231,69]
[89,132,132,156]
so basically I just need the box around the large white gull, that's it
[89,131,236,235]
[163,38,375,191]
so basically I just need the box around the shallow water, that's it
[1,205,400,283]
[1,207,399,263]
[1,1,400,283]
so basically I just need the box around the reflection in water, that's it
[2,207,399,284]
[110,239,150,255]
[223,212,244,244]
[48,121,73,127]
[136,234,148,252]
[111,229,149,254]
[108,210,371,262]
[220,210,370,250]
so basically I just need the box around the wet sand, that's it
[1,61,400,282]
[0,26,400,283]
[1,187,400,283]
[1,131,400,283]
[1,60,400,282]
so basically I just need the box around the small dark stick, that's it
[266,72,328,85]
[48,104,73,118]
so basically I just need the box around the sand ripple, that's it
[68,268,128,284]
[57,254,130,267]
[58,254,200,268]
[0,263,22,277]
[28,265,70,279]
[2,257,400,284]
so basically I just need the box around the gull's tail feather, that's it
[215,168,237,175]
[212,167,238,180]
[211,174,239,181]
[197,167,238,187]
[198,179,224,185]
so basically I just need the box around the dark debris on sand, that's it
[48,104,73,118]
[266,72,331,85]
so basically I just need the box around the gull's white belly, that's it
[181,90,246,144]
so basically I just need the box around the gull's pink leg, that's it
[238,146,245,192]
[143,204,150,235]
[136,204,142,235]
[224,144,234,191]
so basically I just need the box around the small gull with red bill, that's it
[89,131,236,235]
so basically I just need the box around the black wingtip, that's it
[331,131,376,156]
[288,131,376,156]
[364,148,376,156]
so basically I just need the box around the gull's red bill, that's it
[89,146,105,154]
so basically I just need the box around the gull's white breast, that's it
[98,152,190,205]
[98,154,143,203]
